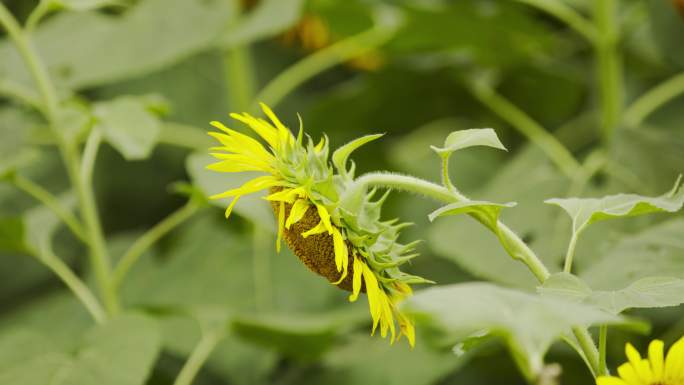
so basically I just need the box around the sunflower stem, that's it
[173,328,225,385]
[254,15,399,109]
[0,3,119,316]
[354,171,605,376]
[112,200,200,289]
[10,173,88,242]
[594,0,623,144]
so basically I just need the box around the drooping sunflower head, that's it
[597,336,684,385]
[207,103,431,346]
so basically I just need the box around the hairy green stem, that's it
[598,325,608,375]
[353,172,606,375]
[255,19,398,109]
[112,200,200,289]
[594,0,623,144]
[0,3,119,316]
[624,72,684,127]
[354,172,550,281]
[173,328,225,385]
[40,250,107,324]
[515,0,598,43]
[11,174,88,242]
[469,83,582,179]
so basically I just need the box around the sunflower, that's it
[207,103,430,346]
[597,337,684,385]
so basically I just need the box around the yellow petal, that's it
[285,199,309,229]
[209,175,279,199]
[224,195,241,218]
[276,201,285,253]
[648,339,665,381]
[259,102,294,146]
[301,220,328,238]
[596,376,629,385]
[265,187,306,203]
[348,257,363,302]
[229,112,279,149]
[396,312,416,348]
[616,362,644,385]
[331,227,348,284]
[209,121,272,159]
[207,160,269,173]
[314,203,333,234]
[665,336,684,382]
[361,263,382,332]
[626,343,642,366]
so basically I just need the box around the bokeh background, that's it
[1,0,684,384]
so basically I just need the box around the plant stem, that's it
[574,327,600,375]
[624,72,684,127]
[469,83,582,179]
[0,3,120,316]
[563,231,579,273]
[598,325,608,375]
[353,172,550,282]
[112,200,200,289]
[39,250,107,324]
[594,0,623,144]
[173,328,225,385]
[11,174,88,242]
[515,0,598,43]
[224,46,257,112]
[254,18,398,109]
[353,172,606,374]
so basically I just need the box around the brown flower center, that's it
[269,191,363,293]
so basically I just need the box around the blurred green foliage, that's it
[1,0,684,384]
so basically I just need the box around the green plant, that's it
[1,1,684,385]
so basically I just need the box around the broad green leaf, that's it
[55,101,93,147]
[404,282,627,379]
[579,219,684,290]
[431,128,507,158]
[540,273,684,314]
[185,153,274,230]
[649,0,684,68]
[0,0,237,90]
[230,310,363,360]
[218,0,305,48]
[94,96,161,160]
[0,314,160,385]
[332,133,384,178]
[308,333,464,385]
[546,176,684,236]
[428,200,516,230]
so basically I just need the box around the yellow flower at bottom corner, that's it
[597,336,684,385]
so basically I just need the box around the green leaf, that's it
[218,0,305,48]
[431,128,507,158]
[404,282,628,379]
[332,133,384,178]
[545,176,684,236]
[0,314,161,385]
[0,0,237,90]
[0,217,27,254]
[185,153,274,230]
[428,200,516,230]
[94,96,161,160]
[540,273,684,314]
[580,218,684,290]
[230,310,361,360]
